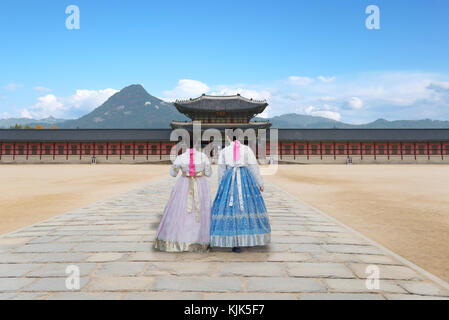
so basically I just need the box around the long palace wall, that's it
[1,140,449,164]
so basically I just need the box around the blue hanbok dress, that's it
[210,141,271,247]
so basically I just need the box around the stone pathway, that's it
[1,173,448,300]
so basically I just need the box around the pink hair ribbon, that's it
[189,148,195,176]
[233,140,240,162]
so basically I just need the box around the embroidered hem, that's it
[210,233,271,248]
[154,239,210,253]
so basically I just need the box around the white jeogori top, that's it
[170,149,212,177]
[217,141,263,187]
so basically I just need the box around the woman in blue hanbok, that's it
[210,138,271,252]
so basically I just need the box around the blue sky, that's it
[1,0,449,123]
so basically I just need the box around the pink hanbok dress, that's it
[154,148,212,252]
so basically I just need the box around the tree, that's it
[34,124,44,129]
[12,123,23,129]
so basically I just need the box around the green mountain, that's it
[2,84,449,129]
[357,118,449,129]
[255,114,449,129]
[0,116,67,128]
[255,113,356,128]
[59,84,188,128]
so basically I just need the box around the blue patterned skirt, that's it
[210,167,271,247]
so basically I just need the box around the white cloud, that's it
[288,76,314,86]
[20,88,118,119]
[162,79,209,101]
[4,83,23,91]
[11,71,449,123]
[317,76,336,83]
[305,105,341,121]
[428,81,449,92]
[0,111,13,119]
[320,96,336,101]
[33,86,51,93]
[346,97,363,109]
[211,87,270,101]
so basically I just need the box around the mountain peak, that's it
[117,84,149,96]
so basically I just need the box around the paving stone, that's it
[348,264,423,281]
[354,254,400,265]
[145,262,217,276]
[9,293,48,300]
[27,236,61,244]
[289,244,326,253]
[324,237,367,245]
[272,236,321,244]
[286,263,355,279]
[308,226,345,233]
[398,281,449,297]
[384,293,449,300]
[0,263,42,277]
[205,293,297,300]
[57,235,103,243]
[0,278,35,291]
[267,252,311,262]
[152,276,243,292]
[219,262,284,277]
[0,253,36,263]
[311,253,360,264]
[47,292,123,300]
[323,279,406,293]
[270,231,291,236]
[29,253,89,263]
[246,244,289,252]
[100,235,144,242]
[73,242,150,252]
[5,231,49,238]
[323,244,383,255]
[179,252,241,262]
[128,251,178,262]
[0,237,34,246]
[246,277,325,293]
[94,262,146,276]
[86,253,124,262]
[87,276,152,292]
[29,263,96,277]
[124,292,204,300]
[14,243,75,253]
[22,277,90,292]
[299,293,384,300]
[0,175,448,299]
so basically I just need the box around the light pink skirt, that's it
[154,176,211,252]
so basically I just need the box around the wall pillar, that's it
[387,142,390,160]
[414,142,416,160]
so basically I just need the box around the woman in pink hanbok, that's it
[154,147,212,252]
